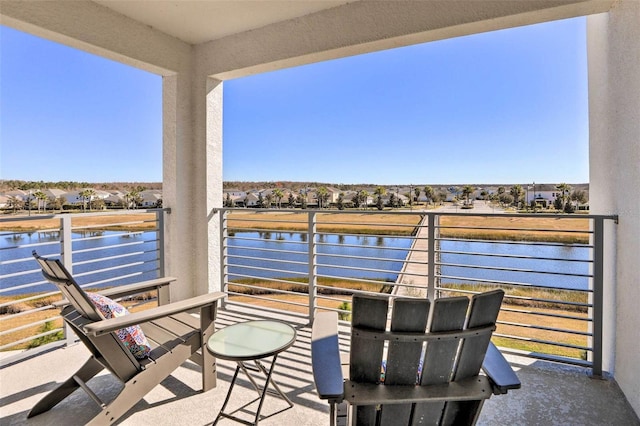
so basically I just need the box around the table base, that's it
[213,354,294,425]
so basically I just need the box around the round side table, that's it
[207,320,297,425]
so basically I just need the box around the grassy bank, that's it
[0,213,158,232]
[227,211,421,236]
[438,216,590,244]
[230,278,588,359]
[1,279,588,360]
[1,210,590,243]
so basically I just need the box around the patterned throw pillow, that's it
[87,293,151,359]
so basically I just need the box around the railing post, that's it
[592,217,604,377]
[60,215,73,271]
[220,209,229,308]
[157,209,166,277]
[308,212,317,322]
[60,215,74,346]
[427,214,436,302]
[156,208,170,304]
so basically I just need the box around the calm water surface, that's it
[1,230,590,296]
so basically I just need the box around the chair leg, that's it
[28,357,104,418]
[86,340,195,425]
[200,304,218,392]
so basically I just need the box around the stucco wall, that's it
[587,0,640,415]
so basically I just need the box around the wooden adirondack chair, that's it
[29,251,226,425]
[311,290,520,426]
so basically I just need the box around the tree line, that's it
[0,180,162,192]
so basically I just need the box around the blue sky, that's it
[1,18,588,185]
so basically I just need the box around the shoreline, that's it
[0,210,590,243]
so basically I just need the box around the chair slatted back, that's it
[349,290,504,425]
[32,251,141,381]
[32,251,102,321]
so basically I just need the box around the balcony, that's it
[1,0,639,420]
[1,209,638,424]
[2,305,638,425]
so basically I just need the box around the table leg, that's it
[212,354,293,426]
[213,364,242,425]
[254,358,294,407]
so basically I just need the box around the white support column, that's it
[587,0,640,415]
[163,70,207,300]
[206,77,224,294]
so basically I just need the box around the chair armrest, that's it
[53,277,177,308]
[482,342,521,394]
[83,292,226,336]
[98,277,176,299]
[311,311,345,401]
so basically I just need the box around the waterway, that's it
[1,230,590,296]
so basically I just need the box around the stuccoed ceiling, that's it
[92,0,352,45]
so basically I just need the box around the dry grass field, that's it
[439,215,590,243]
[226,211,422,235]
[1,210,590,242]
[0,213,159,232]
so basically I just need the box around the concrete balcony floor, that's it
[1,305,638,426]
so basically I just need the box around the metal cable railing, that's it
[0,209,167,366]
[1,207,617,375]
[217,208,617,375]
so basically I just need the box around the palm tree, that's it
[80,189,96,212]
[273,188,284,208]
[337,192,345,210]
[374,186,386,210]
[34,190,47,213]
[359,190,370,210]
[7,195,22,213]
[414,187,421,205]
[388,192,397,208]
[462,185,475,206]
[510,185,524,208]
[316,187,328,209]
[556,183,572,208]
[296,192,307,209]
[264,193,273,208]
[423,186,434,206]
[125,189,144,209]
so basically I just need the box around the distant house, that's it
[524,183,589,208]
[224,189,247,199]
[324,187,342,204]
[104,193,125,207]
[62,188,110,206]
[139,190,163,207]
[44,188,66,200]
[243,192,260,207]
[4,189,29,201]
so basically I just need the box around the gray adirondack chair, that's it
[311,290,520,425]
[30,251,225,425]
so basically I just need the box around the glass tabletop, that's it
[207,320,297,361]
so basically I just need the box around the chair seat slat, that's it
[345,376,493,405]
